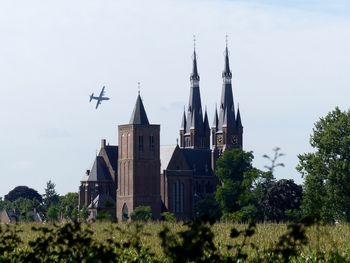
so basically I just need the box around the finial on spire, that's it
[225,34,228,49]
[137,82,141,95]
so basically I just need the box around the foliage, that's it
[2,221,350,261]
[47,205,60,222]
[161,211,176,222]
[263,147,285,173]
[262,179,303,222]
[215,149,265,221]
[79,206,89,221]
[195,194,222,222]
[130,206,152,221]
[4,186,42,203]
[43,180,60,210]
[59,192,79,221]
[297,107,350,222]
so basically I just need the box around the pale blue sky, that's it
[1,0,350,197]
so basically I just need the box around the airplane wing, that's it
[98,86,105,98]
[95,98,102,109]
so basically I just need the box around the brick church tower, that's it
[116,94,161,221]
[212,43,243,166]
[179,47,210,149]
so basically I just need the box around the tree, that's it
[215,149,264,221]
[195,195,222,222]
[4,186,42,203]
[130,206,152,221]
[79,206,89,222]
[262,179,303,222]
[297,107,350,222]
[47,205,59,221]
[59,192,79,220]
[43,180,59,210]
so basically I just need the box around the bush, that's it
[130,206,152,221]
[161,212,176,222]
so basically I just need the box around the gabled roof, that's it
[85,156,113,182]
[129,95,149,125]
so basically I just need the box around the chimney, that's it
[101,139,106,148]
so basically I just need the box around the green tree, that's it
[43,180,59,210]
[4,186,42,203]
[130,206,152,221]
[79,206,89,221]
[47,205,60,221]
[298,107,350,222]
[59,192,79,220]
[262,179,303,222]
[215,149,263,221]
[195,195,222,222]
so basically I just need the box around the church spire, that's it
[212,105,218,128]
[236,105,243,128]
[223,35,232,79]
[180,107,187,130]
[218,38,235,131]
[203,107,210,132]
[179,38,209,149]
[129,93,149,125]
[190,36,200,85]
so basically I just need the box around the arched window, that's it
[122,203,129,221]
[172,181,185,213]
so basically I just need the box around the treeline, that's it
[0,181,82,222]
[196,107,350,224]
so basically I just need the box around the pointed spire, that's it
[191,51,199,80]
[180,107,187,130]
[129,94,149,125]
[203,107,210,131]
[212,105,218,128]
[236,105,243,128]
[222,35,232,78]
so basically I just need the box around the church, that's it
[78,43,243,221]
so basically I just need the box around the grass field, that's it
[6,222,350,261]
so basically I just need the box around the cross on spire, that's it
[137,82,141,95]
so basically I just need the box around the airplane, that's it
[90,86,110,109]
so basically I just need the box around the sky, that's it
[1,0,350,197]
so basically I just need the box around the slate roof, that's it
[129,95,149,125]
[180,148,212,176]
[160,145,212,176]
[85,156,113,182]
[104,145,118,171]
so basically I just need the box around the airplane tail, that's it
[89,93,94,102]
